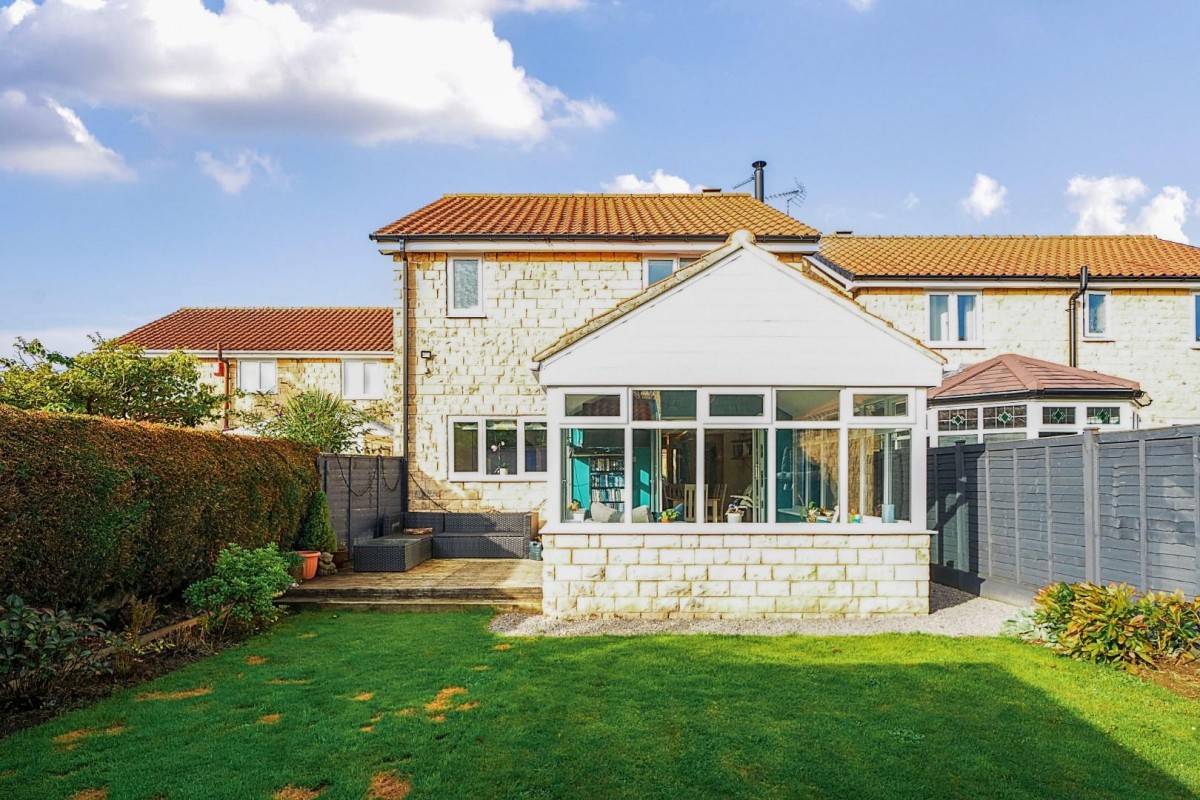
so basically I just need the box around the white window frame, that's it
[447,256,485,318]
[926,291,983,347]
[563,389,627,423]
[1082,290,1111,340]
[545,386,928,531]
[341,359,385,401]
[642,255,701,288]
[237,358,278,394]
[448,417,547,481]
[1191,293,1200,347]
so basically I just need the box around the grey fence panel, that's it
[928,426,1200,598]
[318,455,407,554]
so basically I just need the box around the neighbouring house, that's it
[926,353,1147,446]
[813,234,1200,428]
[118,307,397,454]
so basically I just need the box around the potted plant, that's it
[806,501,820,523]
[296,550,320,581]
[284,550,305,583]
[332,543,349,568]
[660,507,680,524]
[568,500,585,522]
[726,503,743,524]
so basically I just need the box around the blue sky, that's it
[2,0,1198,355]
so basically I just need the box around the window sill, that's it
[447,311,487,319]
[927,342,986,350]
[449,473,546,483]
[1082,337,1114,343]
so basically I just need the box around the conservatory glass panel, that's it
[562,428,625,522]
[632,429,696,523]
[848,428,911,523]
[775,428,840,522]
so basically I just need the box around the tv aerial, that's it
[768,179,808,218]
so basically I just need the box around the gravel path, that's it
[490,584,1020,638]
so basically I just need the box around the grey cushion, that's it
[591,502,618,523]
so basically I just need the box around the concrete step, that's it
[279,597,542,613]
[282,586,543,601]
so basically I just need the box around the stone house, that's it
[119,307,397,454]
[369,190,1200,618]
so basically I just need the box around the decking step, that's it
[281,586,543,601]
[279,597,542,613]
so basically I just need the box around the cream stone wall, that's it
[856,287,1200,426]
[399,252,648,513]
[194,356,397,453]
[541,530,930,618]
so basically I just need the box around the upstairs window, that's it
[928,292,980,345]
[448,257,483,316]
[1084,291,1109,338]
[644,256,699,287]
[343,360,384,400]
[238,359,277,394]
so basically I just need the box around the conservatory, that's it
[528,231,947,618]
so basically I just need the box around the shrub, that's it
[183,544,297,635]
[0,595,111,711]
[1029,581,1200,668]
[249,390,371,454]
[295,490,337,553]
[0,405,320,607]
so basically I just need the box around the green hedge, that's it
[0,406,320,607]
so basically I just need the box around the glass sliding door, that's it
[632,429,697,523]
[707,429,767,522]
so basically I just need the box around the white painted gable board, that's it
[538,247,942,388]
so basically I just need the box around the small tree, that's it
[296,490,338,553]
[0,336,224,427]
[253,390,371,453]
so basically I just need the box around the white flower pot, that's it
[726,513,743,524]
[572,511,586,522]
[496,466,509,475]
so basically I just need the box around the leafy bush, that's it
[183,544,297,635]
[249,390,371,454]
[0,595,111,711]
[296,490,337,553]
[1028,581,1200,668]
[0,405,321,607]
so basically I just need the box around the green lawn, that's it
[2,612,1199,800]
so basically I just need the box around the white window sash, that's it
[343,360,383,400]
[448,257,484,317]
[1083,291,1110,339]
[239,359,277,393]
[449,417,547,480]
[927,292,982,345]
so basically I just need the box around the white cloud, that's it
[960,173,1008,220]
[1067,175,1191,243]
[845,0,877,10]
[601,169,699,193]
[901,191,919,211]
[196,148,286,194]
[0,0,611,148]
[0,89,133,180]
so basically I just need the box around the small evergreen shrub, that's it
[295,490,337,553]
[0,595,111,711]
[183,544,297,635]
[1027,581,1200,668]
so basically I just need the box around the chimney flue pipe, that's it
[752,160,766,201]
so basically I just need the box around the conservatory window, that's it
[1042,406,1076,425]
[565,393,622,418]
[709,429,768,522]
[632,429,697,522]
[775,428,840,522]
[562,428,626,522]
[632,389,697,421]
[853,393,910,419]
[776,390,840,422]
[708,393,765,418]
[982,404,1026,429]
[848,428,911,523]
[1086,406,1121,425]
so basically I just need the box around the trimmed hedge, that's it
[0,406,320,607]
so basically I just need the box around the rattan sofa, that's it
[388,511,533,559]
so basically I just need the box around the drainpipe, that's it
[1067,265,1089,368]
[397,248,409,459]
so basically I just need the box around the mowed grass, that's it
[2,612,1200,800]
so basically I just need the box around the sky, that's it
[2,0,1199,356]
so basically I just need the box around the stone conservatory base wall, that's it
[540,531,931,619]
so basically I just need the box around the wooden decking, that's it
[280,558,543,613]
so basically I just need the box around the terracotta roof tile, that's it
[119,308,393,353]
[372,193,820,239]
[930,353,1142,401]
[818,235,1200,279]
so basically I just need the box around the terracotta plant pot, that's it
[332,548,349,568]
[297,551,320,581]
